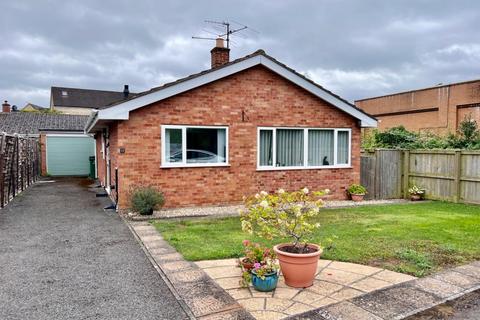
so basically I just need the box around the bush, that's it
[347,184,367,195]
[130,186,164,215]
[362,116,480,151]
[240,188,329,252]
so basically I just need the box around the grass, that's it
[152,201,480,277]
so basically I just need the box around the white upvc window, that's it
[161,125,229,167]
[257,127,351,170]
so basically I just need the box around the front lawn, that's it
[152,202,480,277]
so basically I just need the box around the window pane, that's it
[165,128,182,163]
[337,131,349,164]
[308,130,334,166]
[186,128,226,163]
[259,130,273,166]
[276,129,304,167]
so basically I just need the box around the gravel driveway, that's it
[0,178,188,320]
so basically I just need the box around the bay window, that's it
[162,125,228,167]
[257,127,351,169]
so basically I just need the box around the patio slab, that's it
[195,258,416,320]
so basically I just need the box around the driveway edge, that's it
[125,219,254,320]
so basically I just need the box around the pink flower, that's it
[254,262,261,269]
[242,240,250,246]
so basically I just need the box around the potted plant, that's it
[347,184,367,202]
[130,186,164,215]
[408,185,425,201]
[240,240,273,271]
[241,188,329,288]
[251,259,279,292]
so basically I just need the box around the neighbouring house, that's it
[355,79,480,134]
[85,40,377,209]
[0,100,94,176]
[22,103,48,112]
[50,85,134,115]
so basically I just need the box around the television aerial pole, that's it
[192,20,249,48]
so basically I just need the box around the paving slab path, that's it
[0,178,189,320]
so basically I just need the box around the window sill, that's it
[161,163,231,169]
[256,165,352,171]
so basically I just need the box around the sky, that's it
[1,0,479,108]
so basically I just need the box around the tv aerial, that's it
[192,20,255,48]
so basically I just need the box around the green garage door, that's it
[46,135,95,176]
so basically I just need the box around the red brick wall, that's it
[356,80,480,134]
[111,66,361,209]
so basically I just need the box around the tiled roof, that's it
[23,103,47,111]
[51,86,136,109]
[0,112,88,135]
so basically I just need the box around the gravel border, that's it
[126,198,417,221]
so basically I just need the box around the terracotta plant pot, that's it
[410,194,422,201]
[351,194,365,202]
[273,243,322,288]
[240,258,254,271]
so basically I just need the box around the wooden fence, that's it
[0,134,40,208]
[361,149,480,204]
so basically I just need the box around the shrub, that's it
[347,184,367,195]
[130,186,164,215]
[240,188,329,253]
[362,117,480,150]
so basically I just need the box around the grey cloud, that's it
[1,0,479,107]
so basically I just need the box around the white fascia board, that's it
[96,53,377,128]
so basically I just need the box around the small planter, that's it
[274,243,322,288]
[351,193,365,202]
[410,194,422,201]
[251,270,279,292]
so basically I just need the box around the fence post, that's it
[453,150,462,203]
[403,150,410,199]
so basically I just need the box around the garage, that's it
[46,134,95,176]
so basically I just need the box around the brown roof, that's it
[51,86,136,109]
[0,113,88,134]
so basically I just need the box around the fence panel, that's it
[360,149,403,199]
[360,154,376,199]
[0,134,39,208]
[361,149,480,204]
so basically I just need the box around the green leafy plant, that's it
[242,240,275,264]
[362,117,480,151]
[347,184,367,195]
[408,185,424,195]
[130,186,164,215]
[251,259,279,280]
[240,188,329,253]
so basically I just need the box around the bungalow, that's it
[85,40,377,209]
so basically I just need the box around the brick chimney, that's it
[2,100,10,113]
[210,38,230,68]
[123,84,129,98]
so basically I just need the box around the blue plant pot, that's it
[251,270,279,292]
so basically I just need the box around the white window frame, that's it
[161,125,229,168]
[257,127,351,170]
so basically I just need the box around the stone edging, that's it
[126,220,254,319]
[288,261,480,320]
